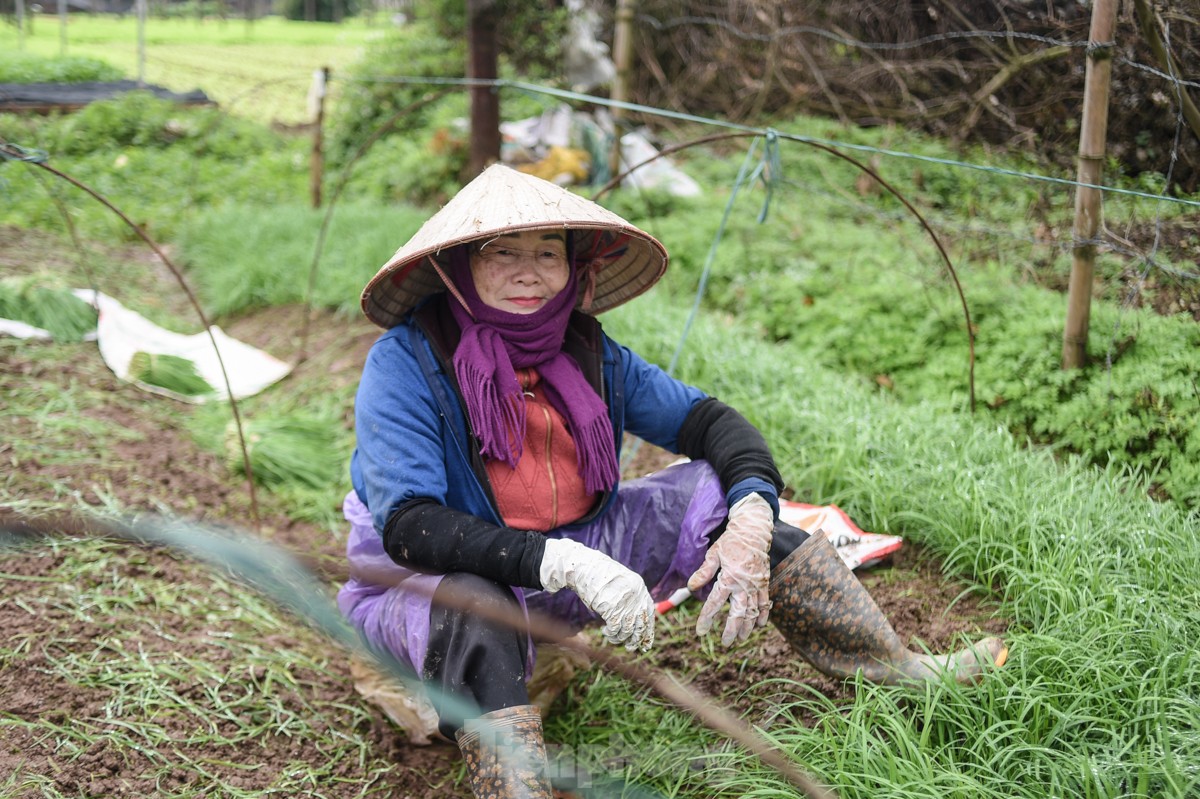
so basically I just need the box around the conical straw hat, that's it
[361,164,669,328]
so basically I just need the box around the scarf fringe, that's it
[572,411,620,494]
[455,358,526,466]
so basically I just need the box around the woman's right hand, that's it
[539,538,656,652]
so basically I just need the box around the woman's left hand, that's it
[687,492,773,646]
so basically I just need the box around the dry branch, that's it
[627,0,1198,189]
[1134,0,1200,147]
[961,45,1073,136]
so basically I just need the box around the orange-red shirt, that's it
[486,368,598,531]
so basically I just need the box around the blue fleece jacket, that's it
[350,313,722,537]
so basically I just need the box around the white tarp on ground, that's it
[1,290,291,403]
[79,290,292,403]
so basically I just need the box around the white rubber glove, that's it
[539,538,656,652]
[687,492,773,647]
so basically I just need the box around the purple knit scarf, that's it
[445,246,619,494]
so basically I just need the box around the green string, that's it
[0,143,49,164]
[665,133,769,377]
[621,134,775,470]
[747,128,782,224]
[346,74,1200,209]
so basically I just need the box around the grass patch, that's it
[0,536,404,797]
[1,105,309,242]
[595,293,1200,798]
[191,405,346,490]
[599,130,1200,509]
[128,351,215,397]
[176,200,430,316]
[0,276,96,340]
[0,51,123,83]
[0,16,379,124]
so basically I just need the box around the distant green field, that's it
[0,15,383,123]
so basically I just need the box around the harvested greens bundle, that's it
[224,414,338,489]
[0,277,97,341]
[129,351,215,397]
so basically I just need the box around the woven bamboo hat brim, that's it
[361,164,669,328]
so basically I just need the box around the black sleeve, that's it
[382,498,548,589]
[676,397,784,495]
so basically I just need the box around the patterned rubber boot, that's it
[456,705,553,799]
[769,532,1008,685]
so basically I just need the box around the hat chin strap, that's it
[579,259,602,312]
[428,255,475,319]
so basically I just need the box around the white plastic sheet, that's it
[70,290,292,403]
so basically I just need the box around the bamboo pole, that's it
[1062,0,1117,370]
[608,0,635,184]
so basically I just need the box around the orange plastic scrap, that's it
[778,500,904,570]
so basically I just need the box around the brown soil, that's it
[1,237,1008,799]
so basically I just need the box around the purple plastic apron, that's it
[337,459,726,677]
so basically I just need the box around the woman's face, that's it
[468,229,570,314]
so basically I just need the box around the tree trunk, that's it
[609,0,636,183]
[466,0,500,178]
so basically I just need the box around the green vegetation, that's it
[0,16,378,124]
[424,0,568,78]
[128,351,215,396]
[218,410,344,489]
[282,0,361,22]
[0,536,406,795]
[1,91,308,241]
[3,18,1199,799]
[46,89,280,156]
[174,200,430,316]
[0,276,96,340]
[591,126,1200,512]
[0,51,123,83]
[571,295,1200,798]
[325,22,476,205]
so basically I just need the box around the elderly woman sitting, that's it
[339,165,1007,799]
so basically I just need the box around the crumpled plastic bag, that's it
[349,653,442,746]
[349,635,592,746]
[516,145,591,186]
[778,499,904,570]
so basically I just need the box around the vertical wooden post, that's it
[136,0,147,88]
[57,0,66,55]
[310,67,329,209]
[16,0,25,50]
[609,0,635,184]
[466,0,500,178]
[1062,0,1117,370]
